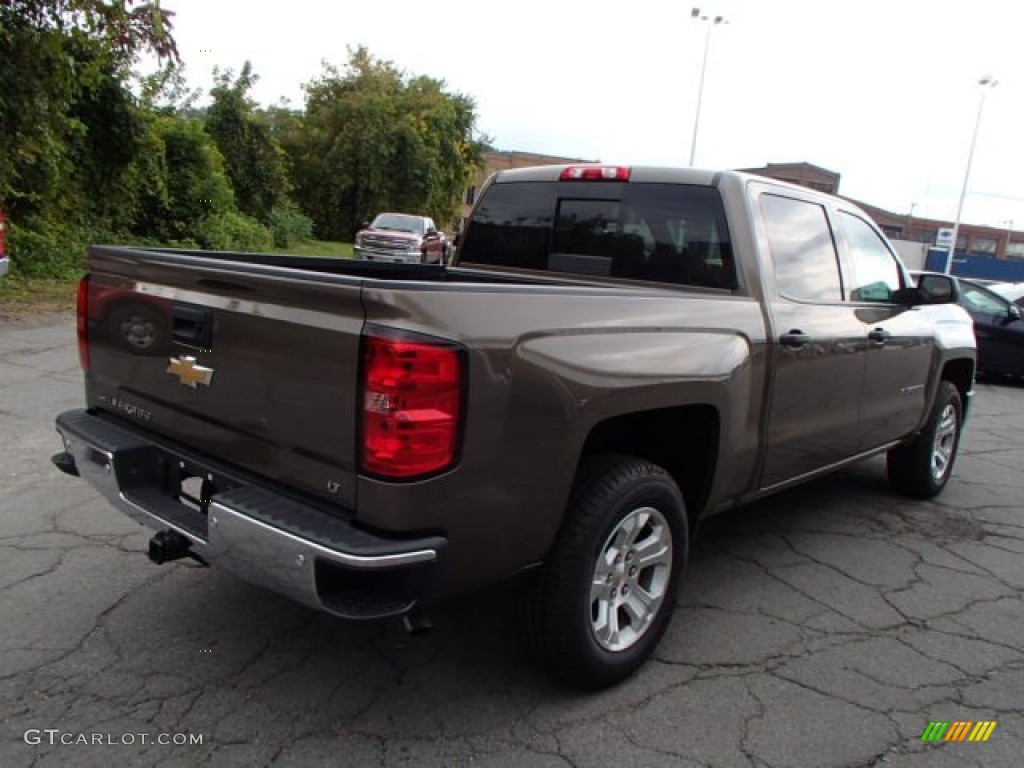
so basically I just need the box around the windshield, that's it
[371,213,425,234]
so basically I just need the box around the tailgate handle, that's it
[171,304,213,349]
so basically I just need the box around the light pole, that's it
[689,8,726,167]
[1004,219,1014,257]
[906,202,917,240]
[945,76,998,273]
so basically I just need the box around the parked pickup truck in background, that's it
[53,165,975,688]
[353,212,448,264]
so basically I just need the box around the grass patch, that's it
[271,240,353,258]
[0,276,79,319]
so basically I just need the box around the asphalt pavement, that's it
[1,312,1022,767]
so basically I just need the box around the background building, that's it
[738,162,841,195]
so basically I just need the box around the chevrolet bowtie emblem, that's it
[167,356,214,388]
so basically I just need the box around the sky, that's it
[156,0,1024,231]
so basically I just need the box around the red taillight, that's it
[560,165,631,181]
[77,277,90,373]
[361,332,463,479]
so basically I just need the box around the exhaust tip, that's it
[51,451,79,477]
[148,529,193,565]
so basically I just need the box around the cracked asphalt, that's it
[1,312,1022,767]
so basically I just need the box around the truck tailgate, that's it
[83,248,364,511]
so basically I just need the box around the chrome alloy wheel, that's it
[930,403,958,483]
[590,506,673,652]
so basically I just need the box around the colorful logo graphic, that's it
[921,721,997,743]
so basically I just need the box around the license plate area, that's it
[116,446,240,542]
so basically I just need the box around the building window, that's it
[910,229,934,244]
[970,237,997,257]
[1006,242,1024,260]
[880,225,903,239]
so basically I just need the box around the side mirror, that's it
[361,220,370,229]
[912,273,959,305]
[426,227,438,237]
[1009,304,1022,321]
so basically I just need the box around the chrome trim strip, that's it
[206,501,436,569]
[757,440,904,496]
[131,281,352,332]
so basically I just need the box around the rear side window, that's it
[760,194,843,302]
[459,181,736,289]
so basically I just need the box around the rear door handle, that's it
[780,330,811,348]
[868,328,891,344]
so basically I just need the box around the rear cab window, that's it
[459,179,737,290]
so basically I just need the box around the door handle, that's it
[172,304,213,349]
[780,330,811,348]
[868,328,891,344]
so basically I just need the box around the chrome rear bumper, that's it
[54,409,445,619]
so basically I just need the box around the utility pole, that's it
[945,76,998,273]
[689,8,726,167]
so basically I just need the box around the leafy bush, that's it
[269,203,314,248]
[6,220,89,279]
[195,211,273,252]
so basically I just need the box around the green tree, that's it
[0,1,178,215]
[292,47,483,240]
[148,116,235,241]
[204,63,292,223]
[0,0,179,275]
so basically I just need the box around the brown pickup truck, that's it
[53,165,976,688]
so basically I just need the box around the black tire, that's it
[887,381,963,499]
[527,454,688,689]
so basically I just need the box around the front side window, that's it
[760,194,842,302]
[841,212,901,303]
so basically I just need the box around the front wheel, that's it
[887,381,963,498]
[527,454,688,689]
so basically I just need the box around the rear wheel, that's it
[528,454,688,689]
[887,381,962,498]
